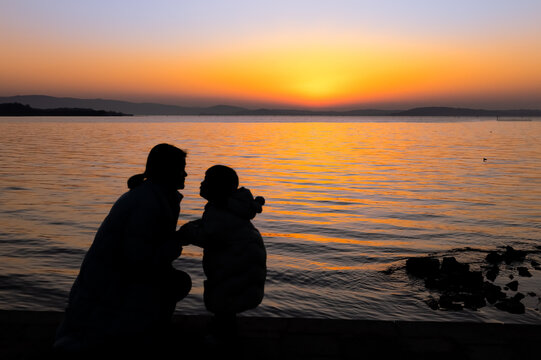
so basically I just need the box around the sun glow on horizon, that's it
[1,0,540,109]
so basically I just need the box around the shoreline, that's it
[1,310,539,359]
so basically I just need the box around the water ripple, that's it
[1,119,540,323]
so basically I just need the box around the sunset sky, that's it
[1,0,540,109]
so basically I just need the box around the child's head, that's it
[200,165,239,204]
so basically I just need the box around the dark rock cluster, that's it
[406,246,538,314]
[485,246,527,265]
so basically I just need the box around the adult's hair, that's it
[127,143,187,189]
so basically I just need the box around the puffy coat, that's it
[187,187,267,314]
[56,180,185,349]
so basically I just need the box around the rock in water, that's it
[412,248,536,314]
[425,298,439,310]
[438,294,463,311]
[464,293,486,311]
[517,267,532,277]
[495,298,525,314]
[486,251,503,264]
[485,266,499,282]
[506,280,519,291]
[406,257,440,278]
[483,282,506,304]
[503,246,527,264]
[441,257,469,274]
[462,271,484,292]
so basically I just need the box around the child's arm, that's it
[177,219,207,248]
[153,219,201,264]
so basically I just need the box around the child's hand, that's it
[178,219,206,247]
[177,219,202,245]
[175,227,191,246]
[174,229,190,246]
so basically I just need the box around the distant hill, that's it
[0,95,195,115]
[0,95,398,116]
[227,108,394,116]
[0,95,539,117]
[200,105,250,115]
[392,107,541,117]
[0,102,131,116]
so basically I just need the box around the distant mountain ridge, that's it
[0,95,395,116]
[0,95,197,115]
[391,107,541,117]
[1,95,540,117]
[0,102,130,116]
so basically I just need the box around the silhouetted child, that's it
[180,165,266,345]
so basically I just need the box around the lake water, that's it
[1,116,540,324]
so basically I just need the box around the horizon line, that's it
[3,94,541,112]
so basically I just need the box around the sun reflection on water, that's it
[1,118,540,321]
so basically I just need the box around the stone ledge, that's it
[1,310,539,359]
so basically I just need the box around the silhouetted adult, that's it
[54,143,191,355]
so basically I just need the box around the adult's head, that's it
[128,143,187,190]
[200,165,239,204]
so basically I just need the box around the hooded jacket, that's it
[186,187,266,314]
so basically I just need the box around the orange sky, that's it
[1,1,540,109]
